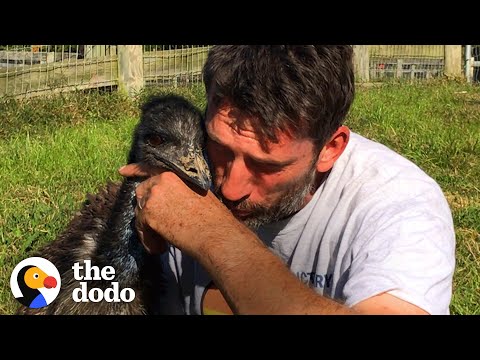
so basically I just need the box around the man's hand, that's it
[117,163,165,254]
[119,163,236,257]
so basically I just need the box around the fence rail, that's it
[0,45,473,99]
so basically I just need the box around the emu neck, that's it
[96,178,145,279]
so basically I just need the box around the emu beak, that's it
[163,148,212,192]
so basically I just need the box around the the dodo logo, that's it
[10,257,61,309]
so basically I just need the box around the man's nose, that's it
[220,159,252,203]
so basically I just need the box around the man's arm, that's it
[120,164,429,315]
[354,293,429,315]
[191,214,355,315]
[179,213,427,315]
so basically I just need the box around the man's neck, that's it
[309,170,331,201]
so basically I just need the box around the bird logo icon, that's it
[10,257,61,309]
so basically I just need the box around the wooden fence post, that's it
[444,45,463,79]
[353,45,370,83]
[117,45,144,97]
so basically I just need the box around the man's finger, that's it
[118,163,151,177]
[119,163,168,178]
[134,208,167,255]
[137,196,145,210]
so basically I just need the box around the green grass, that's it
[1,80,479,314]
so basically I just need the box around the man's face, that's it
[205,101,319,230]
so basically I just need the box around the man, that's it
[119,45,455,315]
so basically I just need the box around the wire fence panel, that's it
[0,45,118,98]
[472,45,480,82]
[143,45,211,87]
[0,45,469,98]
[369,45,445,80]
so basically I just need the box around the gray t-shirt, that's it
[158,132,456,315]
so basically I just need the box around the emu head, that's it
[128,94,212,191]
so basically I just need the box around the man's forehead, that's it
[206,97,314,153]
[207,116,313,158]
[234,122,300,152]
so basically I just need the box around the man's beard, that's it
[213,162,318,231]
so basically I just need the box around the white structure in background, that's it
[465,45,480,82]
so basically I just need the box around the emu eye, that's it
[146,135,163,147]
[33,273,39,279]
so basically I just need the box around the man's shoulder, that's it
[326,131,450,216]
[347,132,418,169]
[341,131,437,186]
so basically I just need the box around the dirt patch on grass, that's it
[445,192,479,209]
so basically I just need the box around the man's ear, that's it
[316,126,350,173]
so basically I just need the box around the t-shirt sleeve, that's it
[342,185,456,315]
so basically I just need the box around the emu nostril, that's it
[187,167,198,174]
[44,276,57,289]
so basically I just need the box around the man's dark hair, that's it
[202,45,355,150]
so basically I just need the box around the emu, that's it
[16,94,211,315]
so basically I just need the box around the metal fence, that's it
[0,45,475,99]
[143,45,211,87]
[0,45,211,98]
[0,45,118,97]
[369,45,446,80]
